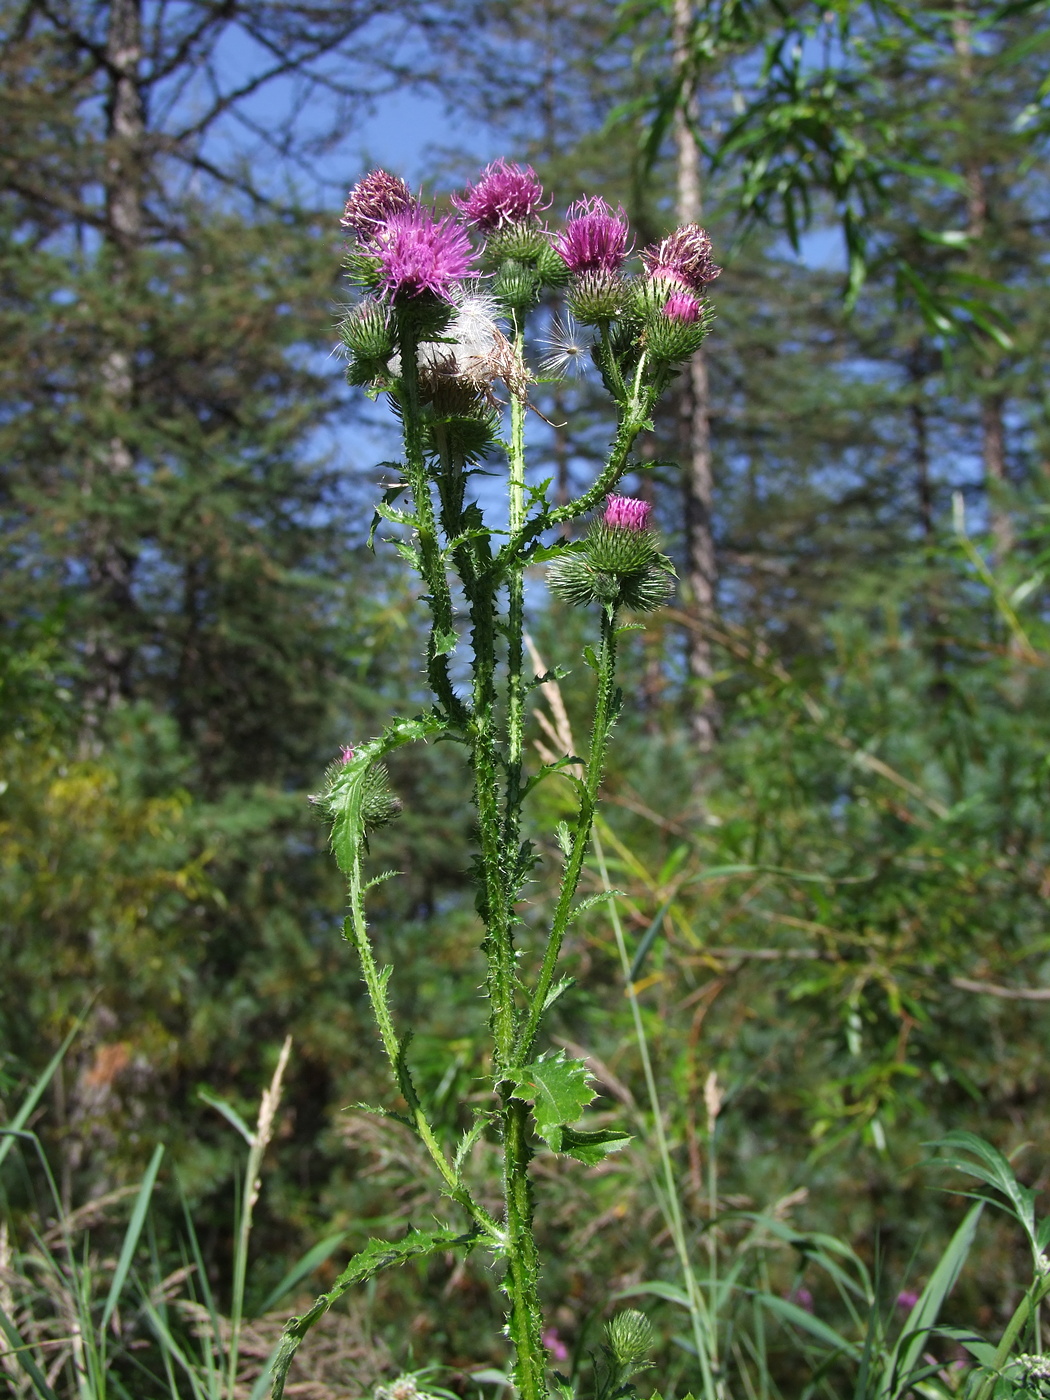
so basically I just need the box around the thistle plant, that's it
[271,162,718,1400]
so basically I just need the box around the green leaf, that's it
[756,1292,863,1360]
[0,1301,59,1399]
[271,1227,478,1399]
[880,1202,982,1400]
[432,627,458,658]
[199,1088,254,1145]
[928,1132,1038,1254]
[566,889,625,925]
[102,1143,165,1329]
[541,977,575,1014]
[548,1124,632,1164]
[617,1280,693,1310]
[0,1018,82,1171]
[508,1051,596,1139]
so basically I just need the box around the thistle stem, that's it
[516,606,619,1063]
[397,319,468,728]
[501,1091,547,1400]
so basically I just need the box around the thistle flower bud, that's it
[359,762,401,832]
[340,300,394,360]
[486,223,549,263]
[548,495,675,612]
[603,494,652,531]
[342,169,414,243]
[453,159,547,232]
[319,753,401,838]
[642,297,713,362]
[567,269,625,325]
[554,197,631,274]
[534,241,571,288]
[664,290,703,323]
[605,1310,654,1374]
[494,259,542,312]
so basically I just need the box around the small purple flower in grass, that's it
[542,1327,569,1363]
[454,159,547,231]
[604,494,652,532]
[788,1286,815,1314]
[643,224,721,290]
[663,290,703,323]
[555,196,630,274]
[340,745,354,766]
[896,1289,920,1313]
[342,169,414,242]
[375,207,475,301]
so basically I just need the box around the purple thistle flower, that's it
[663,290,703,323]
[604,494,652,532]
[453,159,547,232]
[788,1287,815,1314]
[554,196,630,275]
[340,744,355,765]
[374,207,475,301]
[341,169,414,243]
[542,1328,570,1363]
[896,1290,920,1313]
[642,224,721,290]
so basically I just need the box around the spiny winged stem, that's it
[397,321,467,728]
[517,606,619,1064]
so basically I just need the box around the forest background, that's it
[3,0,1050,1394]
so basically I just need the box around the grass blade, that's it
[0,1020,81,1171]
[0,1299,60,1399]
[256,1231,348,1316]
[102,1143,165,1330]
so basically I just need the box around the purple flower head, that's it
[339,744,355,766]
[604,494,652,533]
[642,224,721,291]
[896,1290,920,1313]
[554,197,631,275]
[542,1328,570,1363]
[788,1287,815,1314]
[374,207,475,301]
[453,159,547,232]
[341,170,414,243]
[663,290,703,324]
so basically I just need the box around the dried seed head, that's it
[342,169,414,242]
[641,223,721,290]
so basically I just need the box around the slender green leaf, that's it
[256,1231,349,1316]
[0,1302,59,1399]
[102,1142,165,1329]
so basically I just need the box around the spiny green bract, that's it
[341,301,394,360]
[568,269,626,325]
[493,259,542,312]
[641,305,713,363]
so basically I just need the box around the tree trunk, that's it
[952,3,1012,559]
[86,0,145,717]
[673,0,717,752]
